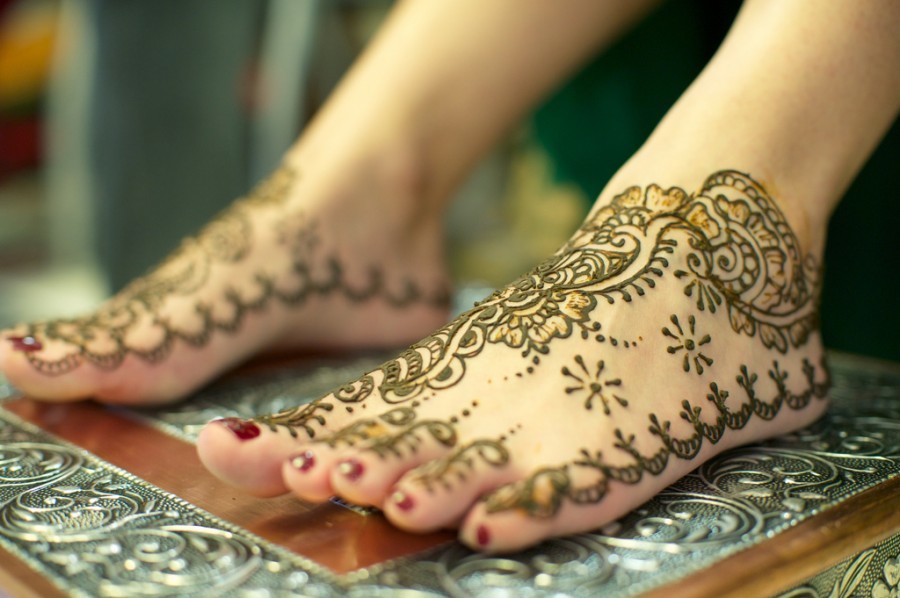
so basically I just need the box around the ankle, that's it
[602,148,828,257]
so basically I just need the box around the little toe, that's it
[459,502,556,553]
[196,418,299,497]
[457,475,640,553]
[384,438,519,533]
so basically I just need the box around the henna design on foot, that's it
[14,167,450,377]
[662,314,713,374]
[262,170,821,440]
[405,438,512,493]
[483,357,830,518]
[562,356,627,413]
[252,169,827,539]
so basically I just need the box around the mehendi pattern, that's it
[259,170,822,433]
[256,170,827,523]
[13,167,450,376]
[562,356,627,413]
[484,357,830,518]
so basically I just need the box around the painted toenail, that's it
[290,450,316,472]
[8,336,43,352]
[338,459,364,482]
[476,524,491,547]
[216,417,260,440]
[391,489,415,511]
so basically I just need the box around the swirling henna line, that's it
[676,170,821,352]
[484,466,570,518]
[256,171,820,441]
[364,419,458,459]
[317,407,420,450]
[409,439,511,493]
[485,357,830,519]
[256,401,335,439]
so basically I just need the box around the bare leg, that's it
[198,0,899,550]
[0,0,658,404]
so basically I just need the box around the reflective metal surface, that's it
[0,353,897,596]
[778,534,900,598]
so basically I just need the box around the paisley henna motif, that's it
[262,170,822,437]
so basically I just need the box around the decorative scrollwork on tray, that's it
[0,354,897,597]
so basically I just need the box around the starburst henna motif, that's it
[484,357,831,519]
[561,356,627,414]
[662,314,713,374]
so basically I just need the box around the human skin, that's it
[0,0,660,403]
[196,0,900,552]
[1,0,897,554]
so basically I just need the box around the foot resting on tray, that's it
[197,169,830,552]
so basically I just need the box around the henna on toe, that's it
[206,170,830,551]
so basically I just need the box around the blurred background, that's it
[0,0,897,361]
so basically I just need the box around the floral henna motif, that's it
[562,356,627,413]
[14,167,450,377]
[676,171,820,353]
[484,357,831,518]
[262,170,821,440]
[662,314,713,374]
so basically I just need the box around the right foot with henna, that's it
[0,153,451,404]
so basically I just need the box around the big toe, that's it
[197,418,299,497]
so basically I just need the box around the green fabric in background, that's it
[532,0,899,362]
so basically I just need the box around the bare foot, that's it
[0,155,451,404]
[197,170,830,551]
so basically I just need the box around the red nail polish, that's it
[476,524,491,547]
[391,489,414,511]
[338,458,364,482]
[216,417,260,440]
[290,450,316,472]
[8,336,43,352]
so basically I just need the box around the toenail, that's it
[338,458,364,482]
[216,417,260,440]
[290,450,316,472]
[391,489,414,511]
[476,524,491,547]
[8,336,43,352]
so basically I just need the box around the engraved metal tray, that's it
[0,351,898,597]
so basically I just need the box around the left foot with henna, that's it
[197,168,831,551]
